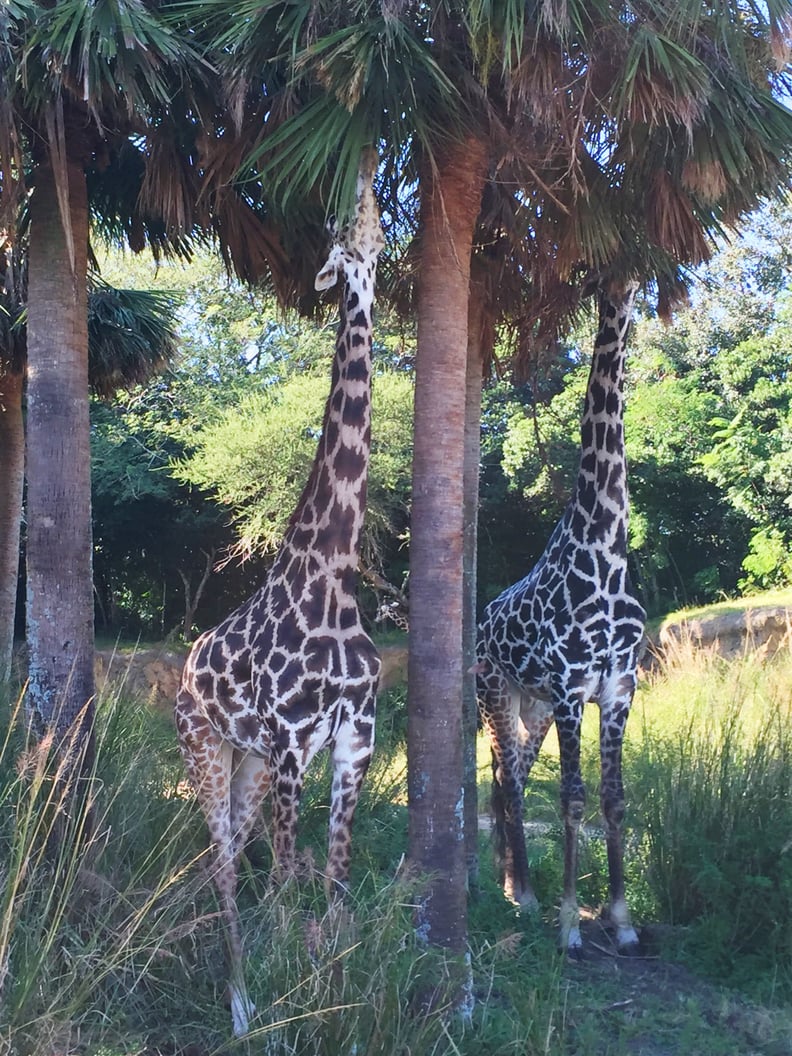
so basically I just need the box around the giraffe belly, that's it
[181,669,271,757]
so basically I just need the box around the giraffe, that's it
[175,148,384,1035]
[475,280,645,956]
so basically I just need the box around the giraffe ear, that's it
[316,224,342,291]
[314,260,340,291]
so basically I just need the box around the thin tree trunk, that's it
[178,548,215,642]
[0,366,25,684]
[462,277,485,893]
[26,154,95,763]
[408,136,487,958]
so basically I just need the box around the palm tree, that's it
[0,247,180,685]
[196,0,498,957]
[0,2,284,765]
[0,2,191,758]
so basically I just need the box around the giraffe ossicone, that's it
[175,147,384,1036]
[477,280,645,956]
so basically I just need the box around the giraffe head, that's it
[315,147,385,292]
[582,271,640,311]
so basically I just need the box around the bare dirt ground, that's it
[560,919,792,1056]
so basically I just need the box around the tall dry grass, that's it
[627,632,792,998]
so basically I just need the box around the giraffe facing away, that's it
[175,148,384,1035]
[476,281,646,956]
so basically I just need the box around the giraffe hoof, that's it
[616,935,641,957]
[229,987,256,1037]
[562,925,584,959]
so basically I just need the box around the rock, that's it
[94,648,186,710]
[658,604,792,661]
[379,645,408,691]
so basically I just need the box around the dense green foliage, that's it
[85,200,792,639]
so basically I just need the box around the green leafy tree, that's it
[640,201,792,594]
[87,254,260,643]
[702,335,792,590]
[174,366,413,564]
[90,392,232,642]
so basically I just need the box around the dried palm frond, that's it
[682,158,729,203]
[646,169,713,263]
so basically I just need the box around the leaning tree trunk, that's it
[462,275,486,892]
[0,366,25,684]
[26,154,95,766]
[408,135,487,959]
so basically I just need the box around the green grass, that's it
[3,630,792,1054]
[659,586,792,628]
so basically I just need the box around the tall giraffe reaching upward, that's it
[476,281,645,956]
[175,149,384,1035]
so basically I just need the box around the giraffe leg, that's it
[175,690,254,1036]
[556,696,586,955]
[270,745,306,881]
[599,690,639,951]
[514,696,555,902]
[230,751,272,860]
[481,680,537,910]
[325,692,376,897]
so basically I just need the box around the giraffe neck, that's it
[280,276,375,572]
[570,287,636,555]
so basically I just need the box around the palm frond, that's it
[0,0,32,226]
[87,141,196,262]
[21,0,194,126]
[86,279,180,399]
[250,12,464,221]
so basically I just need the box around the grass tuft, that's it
[628,646,792,999]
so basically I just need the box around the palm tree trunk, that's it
[408,135,486,955]
[462,276,485,892]
[26,154,95,762]
[0,366,25,684]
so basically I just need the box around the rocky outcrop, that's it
[657,605,792,661]
[94,648,187,709]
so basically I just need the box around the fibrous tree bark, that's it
[26,151,95,765]
[408,134,487,956]
[462,273,486,892]
[0,365,24,684]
